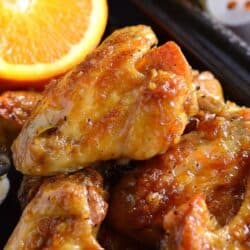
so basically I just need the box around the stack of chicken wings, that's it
[3,25,250,249]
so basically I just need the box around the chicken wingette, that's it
[5,169,108,250]
[12,25,197,176]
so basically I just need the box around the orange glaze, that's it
[5,169,108,250]
[0,91,41,127]
[108,107,250,248]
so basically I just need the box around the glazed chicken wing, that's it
[5,169,108,250]
[162,180,250,250]
[12,25,197,176]
[108,105,250,248]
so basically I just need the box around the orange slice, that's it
[0,0,108,85]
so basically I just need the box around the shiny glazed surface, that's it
[109,102,250,249]
[5,169,108,250]
[12,25,197,176]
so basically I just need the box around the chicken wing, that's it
[0,91,41,148]
[5,169,108,250]
[108,105,250,248]
[12,25,197,176]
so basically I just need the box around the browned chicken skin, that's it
[0,91,41,148]
[12,25,197,176]
[108,105,250,249]
[5,169,108,250]
[0,91,41,128]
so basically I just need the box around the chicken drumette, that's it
[12,25,197,176]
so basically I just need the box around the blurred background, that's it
[189,0,250,44]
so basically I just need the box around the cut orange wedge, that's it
[0,0,108,86]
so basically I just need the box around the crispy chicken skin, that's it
[0,91,41,148]
[5,169,108,250]
[162,182,250,250]
[0,91,41,128]
[108,106,250,248]
[12,25,197,176]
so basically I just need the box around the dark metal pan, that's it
[130,0,250,105]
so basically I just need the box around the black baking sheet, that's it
[130,0,250,105]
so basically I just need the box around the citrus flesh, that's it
[0,0,108,84]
